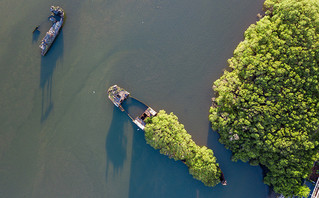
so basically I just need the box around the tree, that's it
[209,0,319,196]
[145,110,222,187]
[186,146,221,187]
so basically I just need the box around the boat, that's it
[107,85,226,185]
[39,6,65,56]
[107,85,130,110]
[107,85,157,130]
[220,169,227,185]
[132,107,157,130]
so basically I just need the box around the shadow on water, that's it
[127,124,204,198]
[105,107,128,178]
[106,97,201,197]
[105,97,148,178]
[40,30,64,122]
[207,124,271,198]
[206,124,232,178]
[32,30,40,43]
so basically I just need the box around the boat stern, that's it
[107,85,130,107]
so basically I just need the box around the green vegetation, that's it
[144,110,222,187]
[209,0,319,197]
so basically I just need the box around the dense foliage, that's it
[145,110,222,187]
[209,0,319,197]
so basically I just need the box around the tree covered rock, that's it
[209,0,319,197]
[145,110,222,187]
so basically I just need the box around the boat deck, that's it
[108,85,130,108]
[108,85,157,130]
[133,107,157,130]
[39,6,65,56]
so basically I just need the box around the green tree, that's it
[186,146,221,187]
[144,110,195,161]
[145,110,222,187]
[209,0,319,196]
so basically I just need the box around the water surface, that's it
[0,0,270,197]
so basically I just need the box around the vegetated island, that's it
[108,85,226,187]
[145,110,225,187]
[209,0,319,197]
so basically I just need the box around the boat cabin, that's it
[133,107,157,130]
[108,85,130,108]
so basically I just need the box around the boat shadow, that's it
[105,107,128,178]
[32,29,40,43]
[127,124,207,198]
[40,30,64,122]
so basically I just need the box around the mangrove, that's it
[209,0,319,197]
[145,110,223,187]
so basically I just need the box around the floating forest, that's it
[108,85,225,187]
[209,0,319,197]
[145,110,225,187]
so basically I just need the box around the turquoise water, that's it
[0,0,271,197]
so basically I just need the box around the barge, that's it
[39,6,65,56]
[107,85,157,130]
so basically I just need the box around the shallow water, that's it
[0,0,271,197]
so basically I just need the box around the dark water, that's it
[0,0,271,197]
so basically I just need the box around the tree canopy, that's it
[209,0,319,197]
[145,110,222,187]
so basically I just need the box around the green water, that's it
[0,0,271,197]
